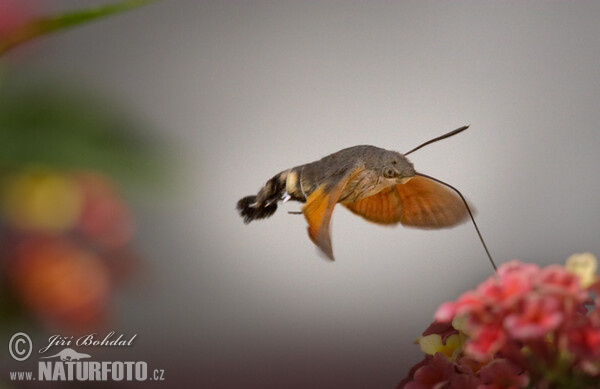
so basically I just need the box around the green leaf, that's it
[0,0,157,56]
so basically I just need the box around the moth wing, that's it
[342,186,403,224]
[343,175,469,228]
[302,168,363,260]
[395,175,470,228]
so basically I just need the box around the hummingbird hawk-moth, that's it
[237,125,496,270]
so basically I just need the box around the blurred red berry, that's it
[8,235,111,331]
[73,172,135,250]
[103,247,143,285]
[0,0,33,42]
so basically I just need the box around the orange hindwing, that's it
[344,175,469,228]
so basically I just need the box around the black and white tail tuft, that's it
[237,195,278,223]
[237,172,288,223]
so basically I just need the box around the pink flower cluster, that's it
[399,257,600,388]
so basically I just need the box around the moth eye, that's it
[384,168,395,178]
[391,160,397,165]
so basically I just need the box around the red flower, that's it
[400,353,480,389]
[567,324,600,360]
[538,265,584,299]
[402,353,454,389]
[496,261,540,280]
[435,291,483,323]
[504,295,563,340]
[464,322,506,361]
[421,321,461,346]
[478,359,529,389]
[435,262,537,326]
[480,265,535,308]
[403,256,600,388]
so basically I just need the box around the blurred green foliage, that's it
[0,0,166,189]
[0,0,165,345]
[0,80,165,187]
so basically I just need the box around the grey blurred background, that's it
[7,1,600,387]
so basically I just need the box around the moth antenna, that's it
[404,125,470,156]
[415,172,497,271]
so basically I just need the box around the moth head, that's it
[380,151,415,181]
